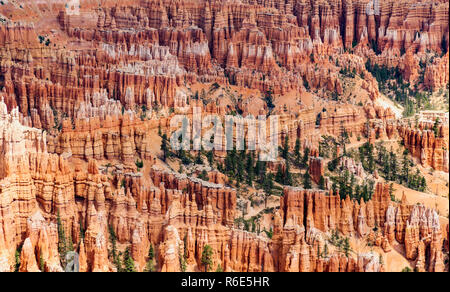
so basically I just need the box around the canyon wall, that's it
[385,121,450,172]
[0,0,448,273]
[1,0,449,133]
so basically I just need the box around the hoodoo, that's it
[0,0,448,274]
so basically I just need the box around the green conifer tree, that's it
[282,136,289,160]
[201,245,213,272]
[161,133,169,162]
[124,247,137,272]
[303,169,312,189]
[294,138,301,165]
[318,175,326,190]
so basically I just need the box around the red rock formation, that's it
[2,0,447,133]
[48,111,160,162]
[424,52,450,91]
[28,211,63,272]
[149,166,237,227]
[308,155,324,184]
[401,50,420,86]
[318,104,366,137]
[279,182,445,272]
[18,238,40,272]
[1,0,448,274]
[0,106,447,272]
[397,122,449,172]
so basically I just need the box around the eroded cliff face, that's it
[424,52,450,91]
[1,108,447,272]
[1,0,448,131]
[384,120,450,173]
[0,103,449,272]
[0,0,448,273]
[280,183,447,272]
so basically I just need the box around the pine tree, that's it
[281,136,289,160]
[303,170,312,189]
[206,150,214,166]
[144,259,154,272]
[236,153,245,183]
[179,149,191,165]
[349,173,355,199]
[246,152,254,185]
[401,155,410,184]
[361,142,375,172]
[39,254,45,272]
[195,150,203,164]
[382,152,390,178]
[183,234,188,261]
[355,184,361,201]
[323,243,329,258]
[14,246,22,272]
[256,160,267,183]
[109,225,121,271]
[390,151,398,181]
[79,217,85,241]
[161,133,169,162]
[332,182,337,193]
[264,88,275,112]
[56,211,67,267]
[433,117,440,137]
[401,266,413,272]
[318,175,326,190]
[135,159,144,170]
[263,227,273,239]
[263,173,274,200]
[255,159,261,182]
[294,138,301,165]
[201,245,213,272]
[368,146,375,172]
[115,252,123,272]
[275,165,284,184]
[419,176,427,192]
[66,234,74,253]
[301,147,310,168]
[284,160,293,185]
[198,169,209,181]
[339,129,349,156]
[124,247,137,272]
[148,244,154,260]
[179,248,187,272]
[389,183,396,201]
[339,170,350,199]
[363,184,369,202]
[215,264,224,272]
[330,229,338,244]
[225,148,237,175]
[343,237,351,257]
[144,243,156,272]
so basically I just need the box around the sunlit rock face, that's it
[0,0,448,273]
